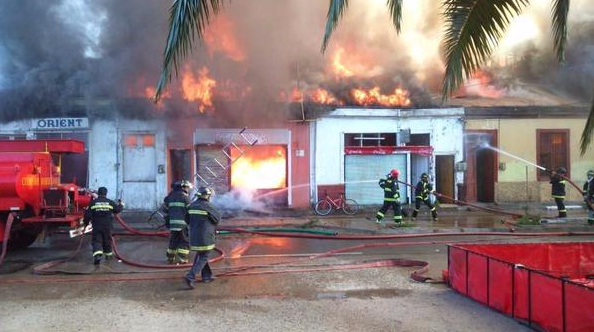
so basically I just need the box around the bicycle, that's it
[314,191,359,216]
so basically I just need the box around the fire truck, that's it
[0,139,93,250]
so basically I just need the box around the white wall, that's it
[313,108,465,200]
[88,119,168,210]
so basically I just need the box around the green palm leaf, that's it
[440,0,529,100]
[155,0,222,101]
[387,0,403,33]
[551,0,569,63]
[321,0,402,53]
[321,0,349,53]
[580,89,594,155]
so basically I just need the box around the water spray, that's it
[481,144,584,194]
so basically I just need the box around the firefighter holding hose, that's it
[584,170,594,225]
[83,187,124,265]
[411,173,439,222]
[549,167,567,218]
[374,169,404,226]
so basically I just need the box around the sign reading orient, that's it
[32,118,89,130]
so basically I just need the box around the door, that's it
[122,133,157,210]
[435,155,455,203]
[465,130,497,203]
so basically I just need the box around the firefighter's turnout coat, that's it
[163,188,191,231]
[187,198,221,252]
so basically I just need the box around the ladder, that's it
[195,127,258,186]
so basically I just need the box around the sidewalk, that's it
[118,202,593,234]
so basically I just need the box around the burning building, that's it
[1,1,594,209]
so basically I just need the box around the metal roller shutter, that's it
[345,154,407,205]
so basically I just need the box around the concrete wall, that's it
[88,119,168,210]
[467,118,594,203]
[313,108,465,201]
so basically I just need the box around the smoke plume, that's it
[0,0,593,123]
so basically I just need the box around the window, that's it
[345,133,396,147]
[123,133,156,181]
[537,129,569,181]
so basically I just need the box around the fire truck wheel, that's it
[8,227,42,250]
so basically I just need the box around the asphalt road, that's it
[0,206,591,331]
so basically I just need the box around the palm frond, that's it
[320,0,349,53]
[440,0,529,101]
[580,87,594,155]
[551,0,569,63]
[386,0,403,32]
[154,0,222,102]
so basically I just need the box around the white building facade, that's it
[311,108,465,205]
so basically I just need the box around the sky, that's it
[0,0,593,122]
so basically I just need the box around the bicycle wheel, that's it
[342,199,359,215]
[314,200,333,216]
[147,210,166,230]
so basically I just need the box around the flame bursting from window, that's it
[231,145,287,190]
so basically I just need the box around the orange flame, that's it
[181,66,217,113]
[231,146,287,190]
[461,70,506,99]
[203,15,246,62]
[351,86,411,107]
[331,47,354,78]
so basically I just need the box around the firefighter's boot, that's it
[166,251,176,264]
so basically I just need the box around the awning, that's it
[344,146,433,156]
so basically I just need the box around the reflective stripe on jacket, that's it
[187,199,221,252]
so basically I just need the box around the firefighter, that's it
[374,169,404,225]
[549,167,567,218]
[163,180,192,264]
[411,173,438,221]
[83,187,124,265]
[583,170,594,225]
[185,186,221,289]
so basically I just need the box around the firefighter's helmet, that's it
[556,167,567,175]
[196,186,213,201]
[421,173,429,181]
[172,181,183,190]
[97,187,108,196]
[588,170,594,179]
[389,169,400,179]
[180,180,193,192]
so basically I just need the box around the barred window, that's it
[345,133,396,147]
[537,129,569,181]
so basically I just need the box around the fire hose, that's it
[396,179,524,219]
[4,209,594,285]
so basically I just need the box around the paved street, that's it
[0,204,592,331]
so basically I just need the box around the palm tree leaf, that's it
[440,0,529,101]
[551,0,569,63]
[387,0,403,32]
[321,0,349,53]
[580,87,594,155]
[154,0,223,102]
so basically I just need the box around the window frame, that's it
[536,129,570,181]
